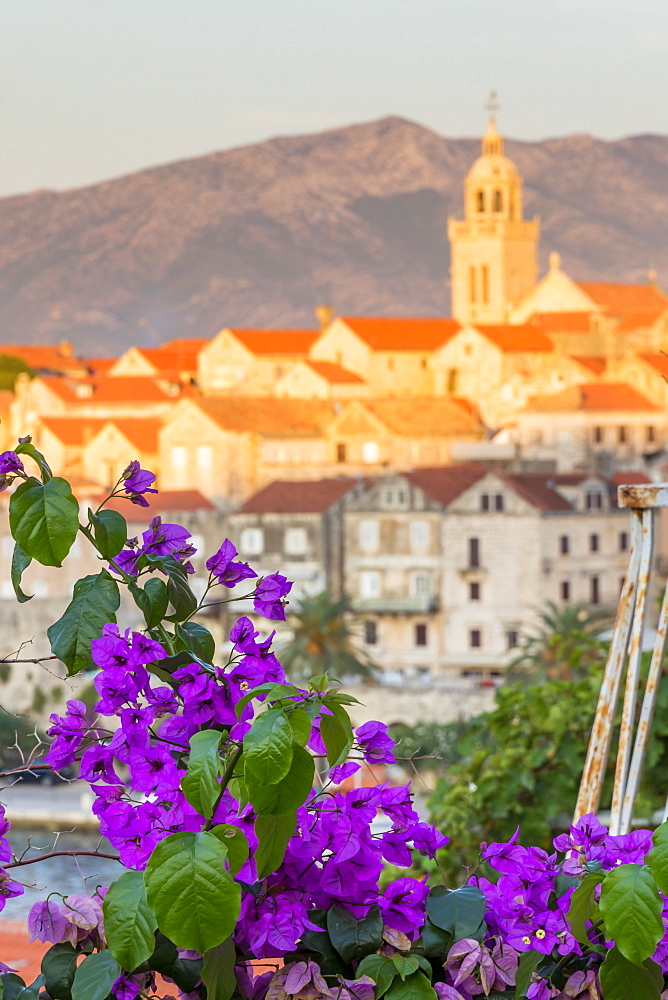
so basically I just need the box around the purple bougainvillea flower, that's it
[206,539,257,588]
[0,451,23,476]
[253,573,293,620]
[355,721,395,764]
[28,900,68,943]
[122,460,158,507]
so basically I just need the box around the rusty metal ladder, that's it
[575,483,668,835]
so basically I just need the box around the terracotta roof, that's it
[569,356,607,374]
[405,466,487,506]
[192,398,337,436]
[0,343,87,374]
[529,312,594,333]
[577,282,668,316]
[38,416,107,446]
[304,361,365,384]
[339,317,460,351]
[0,391,14,410]
[86,357,118,375]
[638,353,668,376]
[39,376,173,404]
[94,489,216,516]
[526,383,660,413]
[617,311,665,333]
[161,337,208,352]
[237,478,359,514]
[363,398,484,436]
[498,473,573,512]
[609,471,652,487]
[474,325,553,352]
[94,418,163,452]
[130,342,205,372]
[227,329,320,355]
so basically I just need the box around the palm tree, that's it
[279,591,377,684]
[507,600,612,685]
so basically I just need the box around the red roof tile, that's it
[0,343,87,374]
[527,383,660,412]
[227,329,320,355]
[638,353,668,376]
[237,478,359,514]
[340,317,460,351]
[569,356,607,374]
[617,311,665,332]
[39,376,173,404]
[405,466,487,505]
[609,471,652,487]
[193,398,336,436]
[498,473,573,511]
[95,418,163,452]
[363,398,484,436]
[304,361,365,384]
[529,312,594,333]
[38,416,107,446]
[474,325,553,352]
[94,489,216,515]
[578,282,668,316]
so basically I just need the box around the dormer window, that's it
[476,190,485,213]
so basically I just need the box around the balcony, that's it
[353,595,439,614]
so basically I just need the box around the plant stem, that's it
[206,744,243,830]
[6,849,121,870]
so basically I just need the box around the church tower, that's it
[448,107,540,324]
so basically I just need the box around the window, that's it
[469,581,480,601]
[171,445,187,469]
[196,445,213,469]
[387,357,395,371]
[493,189,503,212]
[590,533,599,553]
[409,521,429,550]
[586,492,603,510]
[359,520,379,551]
[619,531,628,552]
[336,442,347,463]
[446,368,459,394]
[469,265,477,303]
[481,265,490,304]
[480,493,490,512]
[240,527,263,555]
[618,426,627,444]
[364,621,377,645]
[494,493,504,512]
[284,527,308,555]
[415,624,428,647]
[591,576,600,604]
[469,537,480,568]
[359,571,381,599]
[412,574,431,596]
[469,629,482,648]
[561,580,571,601]
[593,426,604,444]
[362,441,380,463]
[507,630,519,650]
[647,425,656,443]
[476,190,485,213]
[420,357,427,369]
[559,535,570,555]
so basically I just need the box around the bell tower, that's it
[448,95,540,325]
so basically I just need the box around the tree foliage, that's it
[279,591,377,683]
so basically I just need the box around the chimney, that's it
[315,305,335,331]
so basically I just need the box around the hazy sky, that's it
[0,0,665,197]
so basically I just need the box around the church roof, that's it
[339,317,460,351]
[577,282,668,317]
[474,325,553,352]
[526,383,659,413]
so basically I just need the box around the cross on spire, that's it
[484,90,500,119]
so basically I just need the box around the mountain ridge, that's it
[1,115,667,354]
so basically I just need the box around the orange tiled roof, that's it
[0,343,87,374]
[638,353,668,376]
[405,466,487,506]
[304,361,365,384]
[237,478,360,514]
[527,383,660,412]
[95,489,217,516]
[39,376,173,404]
[577,282,668,316]
[498,473,573,512]
[617,311,666,332]
[340,317,460,351]
[227,329,320,355]
[529,312,594,333]
[474,325,553,352]
[86,357,118,375]
[132,341,206,371]
[569,356,607,374]
[38,416,108,446]
[363,398,484,436]
[193,398,337,436]
[94,418,163,452]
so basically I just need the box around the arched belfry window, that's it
[493,190,503,213]
[476,190,485,213]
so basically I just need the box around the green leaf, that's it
[41,942,78,1000]
[15,439,52,481]
[103,869,158,972]
[164,558,198,621]
[320,704,353,766]
[244,709,294,785]
[288,706,312,747]
[10,543,32,603]
[202,937,237,1000]
[210,824,250,876]
[514,949,541,998]
[144,830,241,953]
[0,972,43,1000]
[648,820,668,895]
[47,570,121,675]
[71,951,121,1000]
[391,955,420,980]
[89,508,127,559]
[247,744,314,815]
[181,730,221,819]
[234,683,279,719]
[599,947,663,1000]
[356,954,397,998]
[385,971,436,1000]
[130,576,169,630]
[327,903,383,963]
[146,931,203,993]
[425,885,486,941]
[254,812,296,878]
[9,476,79,567]
[416,917,452,959]
[599,864,664,964]
[177,621,216,663]
[567,871,605,949]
